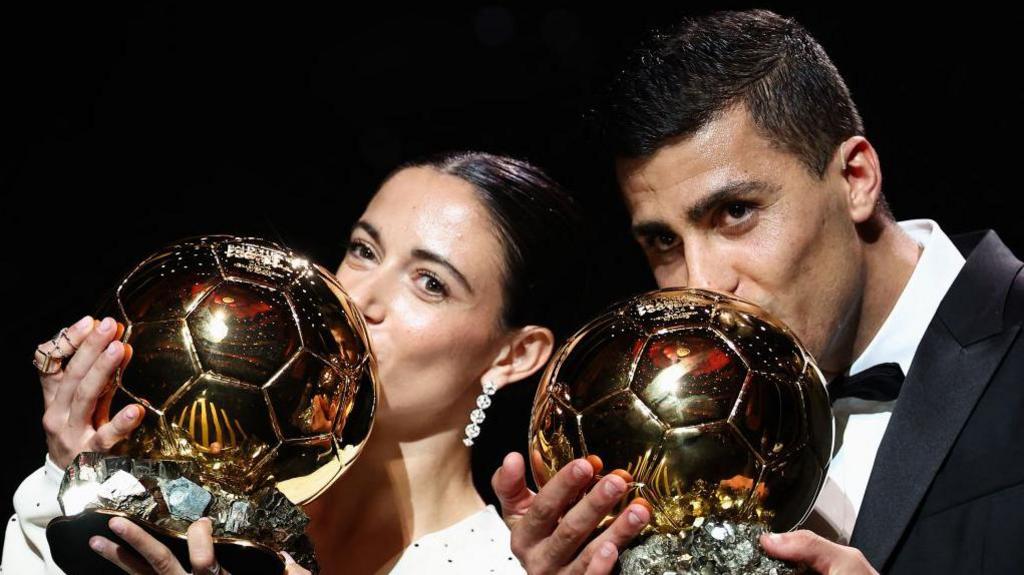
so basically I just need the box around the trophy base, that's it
[618,520,805,575]
[47,509,286,575]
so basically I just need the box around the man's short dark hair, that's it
[598,9,864,178]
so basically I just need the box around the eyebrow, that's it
[352,219,474,294]
[631,179,779,240]
[411,248,474,294]
[353,221,382,247]
[685,180,778,223]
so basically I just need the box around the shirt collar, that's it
[849,219,966,376]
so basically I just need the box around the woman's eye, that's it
[416,272,448,297]
[347,240,376,261]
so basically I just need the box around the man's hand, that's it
[760,530,879,575]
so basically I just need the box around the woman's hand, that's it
[37,315,142,468]
[89,517,311,575]
[492,452,651,575]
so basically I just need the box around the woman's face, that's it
[336,166,510,435]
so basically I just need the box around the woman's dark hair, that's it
[395,151,584,341]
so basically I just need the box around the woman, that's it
[4,152,646,574]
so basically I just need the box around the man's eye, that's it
[718,202,758,229]
[726,203,750,220]
[640,233,679,253]
[654,233,679,251]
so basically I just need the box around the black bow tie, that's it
[828,362,906,403]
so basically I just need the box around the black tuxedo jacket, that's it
[849,230,1024,573]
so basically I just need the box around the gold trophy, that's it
[530,288,833,575]
[46,236,378,574]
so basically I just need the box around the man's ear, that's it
[837,135,883,224]
[482,325,555,390]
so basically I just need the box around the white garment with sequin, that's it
[390,505,525,574]
[2,456,525,574]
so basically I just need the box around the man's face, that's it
[617,106,864,369]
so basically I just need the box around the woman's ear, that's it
[483,325,555,390]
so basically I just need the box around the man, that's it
[494,9,1024,574]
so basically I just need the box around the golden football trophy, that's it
[45,236,378,574]
[530,288,833,574]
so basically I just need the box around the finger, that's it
[540,473,629,565]
[90,535,156,575]
[187,518,221,575]
[582,541,618,575]
[569,495,647,568]
[109,517,188,575]
[38,316,95,403]
[70,340,126,429]
[760,529,843,573]
[492,452,535,521]
[36,315,94,363]
[516,458,595,549]
[91,403,144,451]
[282,551,311,575]
[585,497,647,560]
[59,317,119,401]
[93,343,134,429]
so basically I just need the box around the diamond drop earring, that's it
[463,379,498,446]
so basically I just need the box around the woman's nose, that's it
[337,271,385,325]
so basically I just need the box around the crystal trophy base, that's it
[619,520,805,575]
[47,509,284,575]
[46,453,317,574]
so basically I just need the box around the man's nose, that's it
[684,245,739,295]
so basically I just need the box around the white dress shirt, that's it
[810,219,966,544]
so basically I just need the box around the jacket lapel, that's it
[849,231,1023,569]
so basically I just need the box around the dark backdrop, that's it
[2,3,1020,527]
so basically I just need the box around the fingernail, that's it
[762,532,781,543]
[585,454,604,475]
[109,518,126,535]
[503,452,518,467]
[572,459,592,480]
[599,542,615,558]
[627,504,650,526]
[281,551,297,565]
[629,497,653,514]
[106,341,121,356]
[609,469,634,483]
[75,316,93,332]
[603,474,626,496]
[89,536,104,551]
[123,405,139,420]
[99,318,115,333]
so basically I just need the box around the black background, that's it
[2,3,1020,530]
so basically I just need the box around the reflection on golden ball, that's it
[101,236,378,505]
[529,288,833,533]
